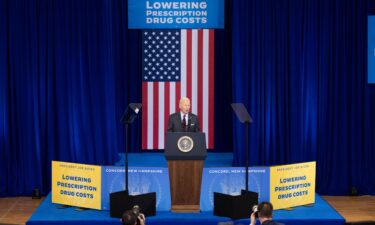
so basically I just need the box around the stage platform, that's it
[27,193,345,225]
[27,153,345,225]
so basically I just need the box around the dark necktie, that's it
[182,114,187,131]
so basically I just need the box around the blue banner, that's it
[369,16,375,83]
[200,167,270,211]
[101,166,171,211]
[100,166,270,211]
[128,0,225,29]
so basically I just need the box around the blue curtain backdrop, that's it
[232,0,375,195]
[1,0,375,196]
[0,0,233,196]
[0,0,142,196]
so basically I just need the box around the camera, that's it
[252,205,259,218]
[132,205,140,217]
[132,205,141,225]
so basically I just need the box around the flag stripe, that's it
[147,82,153,149]
[164,82,170,135]
[176,82,181,113]
[170,82,176,113]
[192,30,198,114]
[142,82,148,149]
[181,30,187,99]
[198,29,203,129]
[203,29,209,144]
[158,82,165,149]
[208,30,215,148]
[153,83,158,149]
[186,30,192,102]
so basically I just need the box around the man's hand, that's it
[250,212,256,225]
[138,213,146,225]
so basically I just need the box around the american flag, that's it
[141,29,214,150]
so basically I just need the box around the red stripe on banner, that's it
[198,30,203,129]
[153,83,159,150]
[142,82,148,149]
[208,30,215,149]
[165,82,170,135]
[186,29,192,100]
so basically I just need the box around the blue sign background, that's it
[100,166,270,211]
[200,167,270,211]
[101,166,171,211]
[128,0,225,29]
[368,16,375,83]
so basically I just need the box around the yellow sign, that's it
[52,161,102,210]
[269,161,316,209]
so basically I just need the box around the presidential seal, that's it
[177,136,194,153]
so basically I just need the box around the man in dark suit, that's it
[167,97,200,132]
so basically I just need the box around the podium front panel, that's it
[165,132,207,160]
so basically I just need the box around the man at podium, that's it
[167,97,200,132]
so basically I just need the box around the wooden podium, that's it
[165,132,207,212]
